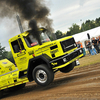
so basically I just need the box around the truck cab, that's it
[9,28,83,86]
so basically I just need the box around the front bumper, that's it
[50,48,83,69]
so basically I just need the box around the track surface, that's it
[1,63,100,100]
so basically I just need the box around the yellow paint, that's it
[51,62,58,66]
[0,59,29,90]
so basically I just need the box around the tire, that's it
[32,64,54,86]
[60,62,75,73]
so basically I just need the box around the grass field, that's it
[75,53,100,68]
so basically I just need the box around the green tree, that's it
[0,43,8,60]
[55,30,63,39]
[95,17,100,27]
[66,31,71,36]
[84,20,92,30]
[6,51,14,63]
[89,20,95,29]
[81,20,96,31]
[68,24,80,35]
[80,22,85,32]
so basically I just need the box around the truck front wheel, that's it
[60,62,75,73]
[32,64,54,86]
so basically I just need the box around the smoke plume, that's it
[0,0,53,44]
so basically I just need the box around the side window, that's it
[11,38,25,53]
[18,38,25,50]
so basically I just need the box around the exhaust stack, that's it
[16,15,24,33]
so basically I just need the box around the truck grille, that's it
[60,38,76,52]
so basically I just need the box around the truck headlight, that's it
[63,58,67,63]
[74,43,76,47]
[80,49,82,53]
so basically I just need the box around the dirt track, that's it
[1,63,100,100]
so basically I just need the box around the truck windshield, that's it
[24,32,50,47]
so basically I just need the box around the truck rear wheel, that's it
[32,64,54,86]
[60,62,75,73]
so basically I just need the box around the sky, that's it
[0,0,100,51]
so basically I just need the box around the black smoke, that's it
[0,0,53,44]
[29,20,42,45]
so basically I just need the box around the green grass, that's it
[75,53,100,68]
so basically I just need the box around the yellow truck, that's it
[0,28,83,98]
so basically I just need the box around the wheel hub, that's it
[36,70,47,83]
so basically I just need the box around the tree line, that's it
[55,17,100,39]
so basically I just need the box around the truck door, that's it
[11,38,28,71]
